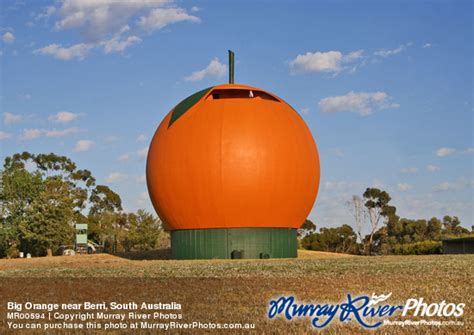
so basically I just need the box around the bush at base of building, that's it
[389,241,442,255]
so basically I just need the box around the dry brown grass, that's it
[297,249,354,259]
[0,251,472,334]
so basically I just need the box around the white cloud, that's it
[323,181,362,192]
[118,153,131,162]
[290,51,341,73]
[433,182,458,192]
[2,32,15,43]
[102,34,142,54]
[301,107,310,115]
[401,167,418,174]
[35,5,56,21]
[48,111,80,123]
[137,147,148,159]
[45,127,80,137]
[323,181,339,192]
[138,7,200,32]
[35,1,199,60]
[104,135,119,142]
[436,147,456,157]
[34,30,142,61]
[372,179,386,189]
[34,43,94,60]
[318,91,399,116]
[0,131,12,140]
[396,194,471,225]
[328,148,344,157]
[422,43,432,48]
[433,179,471,192]
[3,112,23,124]
[374,43,411,57]
[4,1,24,11]
[74,139,94,152]
[136,134,147,142]
[289,50,363,74]
[21,128,42,140]
[19,127,79,140]
[397,183,413,192]
[427,165,440,172]
[185,58,226,81]
[136,191,150,207]
[435,147,473,157]
[100,26,142,54]
[343,50,364,62]
[105,172,128,183]
[135,174,146,183]
[18,93,32,100]
[54,0,170,37]
[191,6,200,12]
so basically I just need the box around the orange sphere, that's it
[146,84,320,230]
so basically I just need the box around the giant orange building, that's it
[146,52,320,259]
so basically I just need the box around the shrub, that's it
[391,241,442,255]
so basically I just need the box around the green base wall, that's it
[171,228,297,259]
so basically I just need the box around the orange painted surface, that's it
[146,84,320,230]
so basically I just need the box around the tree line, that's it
[1,151,471,258]
[300,188,472,255]
[0,152,168,258]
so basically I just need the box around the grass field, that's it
[0,251,472,334]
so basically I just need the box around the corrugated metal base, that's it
[171,228,297,259]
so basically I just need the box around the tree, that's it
[88,185,123,252]
[0,152,172,258]
[369,214,471,255]
[442,216,468,235]
[121,210,167,251]
[0,166,43,257]
[89,185,122,215]
[347,195,366,242]
[298,219,316,238]
[301,224,359,254]
[427,217,442,240]
[22,176,76,256]
[362,188,396,255]
[1,152,96,256]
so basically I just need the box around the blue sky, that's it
[1,0,472,231]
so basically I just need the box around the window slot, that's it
[206,89,279,102]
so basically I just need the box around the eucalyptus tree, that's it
[362,188,396,255]
[0,152,120,257]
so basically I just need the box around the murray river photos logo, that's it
[267,293,465,329]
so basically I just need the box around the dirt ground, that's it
[0,251,472,334]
